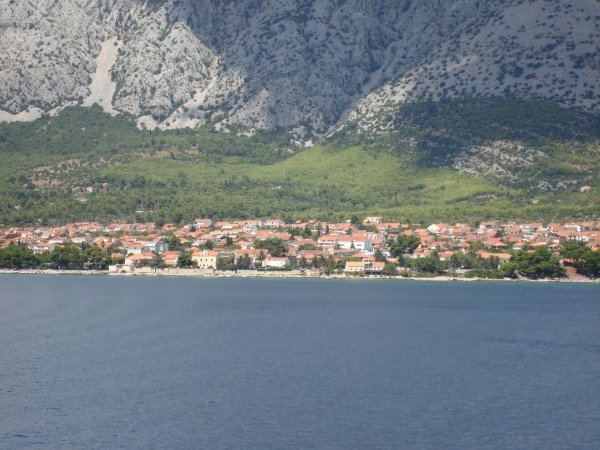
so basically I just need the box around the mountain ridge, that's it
[1,0,598,133]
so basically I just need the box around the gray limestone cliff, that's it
[1,0,598,131]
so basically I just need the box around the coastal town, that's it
[0,216,599,280]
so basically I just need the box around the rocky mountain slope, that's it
[1,0,599,133]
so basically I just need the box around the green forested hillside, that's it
[0,101,598,225]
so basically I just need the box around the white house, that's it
[263,219,285,228]
[337,235,373,252]
[70,236,92,245]
[265,257,290,268]
[193,218,213,228]
[30,243,56,254]
[363,216,383,225]
[141,241,169,254]
[317,234,340,247]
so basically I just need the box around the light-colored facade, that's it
[265,257,290,268]
[344,261,365,273]
[192,250,219,269]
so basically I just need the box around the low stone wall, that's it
[0,269,108,276]
[108,267,323,278]
[111,267,216,277]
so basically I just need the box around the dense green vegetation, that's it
[0,99,598,226]
[463,269,506,279]
[395,247,569,279]
[335,98,600,183]
[502,247,565,279]
[0,242,39,269]
[395,98,599,146]
[0,105,291,163]
[254,238,289,257]
[176,251,197,269]
[388,234,421,257]
[0,243,113,270]
[560,242,600,277]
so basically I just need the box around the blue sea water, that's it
[0,275,599,449]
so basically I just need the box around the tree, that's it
[576,250,600,278]
[254,238,288,257]
[382,263,397,276]
[481,256,500,270]
[469,240,485,252]
[0,243,39,269]
[350,215,361,227]
[177,251,197,268]
[464,268,505,279]
[323,258,336,275]
[82,245,112,270]
[374,248,387,262]
[164,234,185,251]
[149,252,167,269]
[411,255,448,275]
[111,254,125,265]
[50,244,84,270]
[257,251,266,264]
[176,171,188,188]
[560,242,589,268]
[510,247,565,279]
[318,255,328,270]
[301,226,312,238]
[388,234,421,257]
[562,244,600,278]
[298,243,318,251]
[217,256,236,271]
[236,254,252,270]
[450,252,480,270]
[501,261,519,278]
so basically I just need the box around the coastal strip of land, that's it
[1,217,599,281]
[1,268,597,284]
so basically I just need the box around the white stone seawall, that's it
[110,268,316,278]
[0,269,109,276]
[0,268,598,283]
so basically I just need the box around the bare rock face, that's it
[348,0,600,133]
[0,0,107,113]
[1,0,598,131]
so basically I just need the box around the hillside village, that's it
[1,216,599,279]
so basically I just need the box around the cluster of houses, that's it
[1,216,599,274]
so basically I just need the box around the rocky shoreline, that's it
[0,268,597,284]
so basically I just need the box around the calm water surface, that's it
[0,276,599,449]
